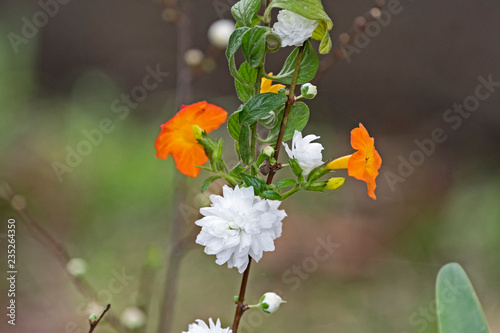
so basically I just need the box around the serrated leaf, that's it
[240,173,265,194]
[264,102,309,143]
[273,40,318,85]
[235,62,258,102]
[276,178,296,189]
[264,0,333,54]
[240,93,287,125]
[231,0,261,27]
[241,26,269,68]
[228,109,242,140]
[436,263,490,333]
[201,176,222,193]
[239,124,252,164]
[261,190,282,200]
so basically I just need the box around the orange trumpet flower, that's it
[155,101,227,177]
[327,123,382,200]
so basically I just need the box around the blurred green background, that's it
[1,0,500,333]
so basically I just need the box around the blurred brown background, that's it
[0,0,499,333]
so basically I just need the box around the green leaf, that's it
[201,176,222,193]
[240,93,287,125]
[229,163,249,180]
[264,102,310,143]
[436,263,490,333]
[226,27,252,86]
[231,0,261,27]
[276,178,296,189]
[239,124,252,164]
[240,173,265,194]
[307,161,330,182]
[228,108,242,140]
[261,190,282,200]
[241,26,269,68]
[235,62,258,102]
[274,40,318,85]
[264,0,333,54]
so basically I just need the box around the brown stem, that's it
[88,304,111,333]
[157,0,194,331]
[231,258,252,332]
[267,44,306,184]
[0,183,125,332]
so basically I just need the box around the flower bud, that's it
[262,146,275,158]
[89,314,98,324]
[208,19,235,48]
[301,83,317,99]
[260,292,285,313]
[66,258,87,277]
[192,125,206,141]
[325,177,345,190]
[277,87,287,96]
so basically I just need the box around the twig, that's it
[157,0,194,332]
[0,183,126,332]
[313,0,388,84]
[267,44,306,184]
[231,259,252,332]
[88,304,111,333]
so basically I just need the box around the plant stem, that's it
[280,185,301,200]
[89,304,111,333]
[267,44,306,184]
[0,183,125,332]
[231,42,306,333]
[231,259,252,332]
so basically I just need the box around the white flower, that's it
[196,185,287,273]
[273,10,319,47]
[208,19,235,48]
[260,292,285,313]
[120,307,146,330]
[183,318,231,333]
[284,130,324,177]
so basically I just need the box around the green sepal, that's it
[276,178,296,189]
[307,161,331,182]
[289,158,304,182]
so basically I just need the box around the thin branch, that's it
[0,183,126,332]
[157,0,194,332]
[231,259,252,332]
[88,304,111,333]
[267,44,306,184]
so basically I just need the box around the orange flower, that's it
[260,73,286,94]
[155,101,227,177]
[327,123,382,200]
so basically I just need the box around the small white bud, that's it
[66,258,87,276]
[263,146,275,158]
[301,83,317,99]
[260,292,285,313]
[208,19,235,48]
[120,307,146,330]
[184,49,204,67]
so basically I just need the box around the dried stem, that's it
[157,0,194,332]
[88,304,111,333]
[0,183,125,332]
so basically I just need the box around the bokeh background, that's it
[1,0,500,332]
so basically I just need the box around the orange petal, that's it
[154,101,228,177]
[350,123,373,152]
